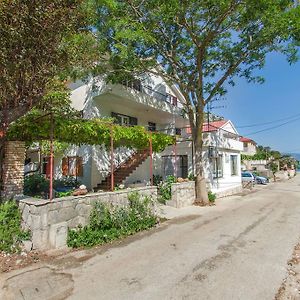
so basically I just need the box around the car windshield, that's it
[242,173,252,177]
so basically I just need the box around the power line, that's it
[236,112,300,128]
[244,116,300,136]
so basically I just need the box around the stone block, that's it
[49,222,68,249]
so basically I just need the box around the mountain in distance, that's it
[285,153,300,162]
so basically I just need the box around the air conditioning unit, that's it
[208,146,218,158]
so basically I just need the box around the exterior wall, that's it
[19,186,157,250]
[1,141,26,199]
[242,160,269,172]
[241,142,257,155]
[166,181,195,208]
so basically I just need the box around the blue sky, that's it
[216,52,300,154]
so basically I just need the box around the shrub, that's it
[53,177,80,189]
[208,191,216,203]
[67,192,157,248]
[56,190,73,198]
[24,173,49,198]
[157,175,177,204]
[0,201,30,253]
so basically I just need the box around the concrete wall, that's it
[19,186,157,250]
[166,181,196,208]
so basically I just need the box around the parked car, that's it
[253,174,269,185]
[241,171,255,183]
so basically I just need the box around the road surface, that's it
[2,177,300,300]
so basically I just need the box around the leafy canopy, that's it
[0,0,100,129]
[7,111,174,153]
[95,0,300,133]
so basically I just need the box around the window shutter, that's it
[76,157,83,177]
[129,116,138,126]
[62,157,68,176]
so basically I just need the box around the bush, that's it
[53,177,80,189]
[67,192,157,248]
[24,173,49,198]
[0,201,30,253]
[208,191,216,203]
[157,175,177,204]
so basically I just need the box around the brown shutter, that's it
[62,157,68,176]
[76,156,83,177]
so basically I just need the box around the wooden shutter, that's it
[62,157,68,176]
[76,156,83,177]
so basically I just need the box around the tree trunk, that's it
[193,138,209,205]
[191,103,209,205]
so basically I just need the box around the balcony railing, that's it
[121,80,178,107]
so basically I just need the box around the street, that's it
[2,177,300,300]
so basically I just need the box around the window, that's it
[62,156,83,177]
[175,128,182,136]
[231,155,238,176]
[148,122,156,132]
[162,155,188,178]
[111,112,137,126]
[212,155,223,178]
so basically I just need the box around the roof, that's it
[240,137,256,144]
[202,120,228,132]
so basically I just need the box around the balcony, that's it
[121,80,179,107]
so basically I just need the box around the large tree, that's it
[94,0,300,204]
[0,0,101,195]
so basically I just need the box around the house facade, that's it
[26,74,243,197]
[240,137,257,156]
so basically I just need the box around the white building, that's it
[27,74,243,197]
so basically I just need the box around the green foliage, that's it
[8,112,174,152]
[67,192,157,248]
[24,174,80,198]
[153,174,163,186]
[0,0,98,127]
[208,191,216,203]
[157,175,177,204]
[188,173,196,181]
[0,201,30,253]
[53,177,80,189]
[241,147,283,161]
[24,174,49,198]
[56,191,74,198]
[94,0,300,194]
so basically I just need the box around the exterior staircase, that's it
[95,149,150,191]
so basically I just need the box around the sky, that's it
[216,52,300,154]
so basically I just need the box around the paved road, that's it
[2,177,300,300]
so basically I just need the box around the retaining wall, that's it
[19,186,157,250]
[166,181,196,208]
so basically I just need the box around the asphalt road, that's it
[2,177,300,300]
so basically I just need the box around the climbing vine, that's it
[8,110,174,152]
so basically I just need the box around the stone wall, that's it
[1,141,25,199]
[19,186,157,250]
[166,181,195,208]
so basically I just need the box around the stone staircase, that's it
[95,149,150,191]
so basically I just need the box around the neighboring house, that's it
[240,137,271,173]
[26,74,243,197]
[240,137,257,156]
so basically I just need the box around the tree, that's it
[94,0,300,204]
[0,0,101,195]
